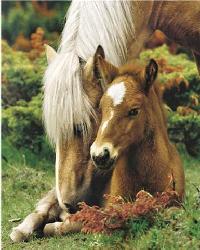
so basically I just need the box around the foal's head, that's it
[90,47,158,170]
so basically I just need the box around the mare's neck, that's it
[150,1,200,54]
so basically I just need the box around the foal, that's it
[91,52,185,202]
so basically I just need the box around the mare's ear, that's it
[144,59,158,94]
[94,45,118,91]
[44,44,57,64]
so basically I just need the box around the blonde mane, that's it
[43,1,136,145]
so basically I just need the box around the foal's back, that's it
[152,83,185,198]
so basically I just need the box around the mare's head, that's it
[90,47,158,170]
[45,45,113,210]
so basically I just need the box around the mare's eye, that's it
[128,108,140,117]
[74,123,84,137]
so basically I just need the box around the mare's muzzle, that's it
[64,203,78,214]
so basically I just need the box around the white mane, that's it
[43,0,135,145]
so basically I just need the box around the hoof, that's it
[10,228,28,243]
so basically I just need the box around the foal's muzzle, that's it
[91,147,115,170]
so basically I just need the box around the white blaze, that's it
[107,82,126,106]
[101,110,114,134]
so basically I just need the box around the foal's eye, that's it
[128,108,140,117]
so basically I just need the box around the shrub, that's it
[140,45,200,111]
[2,94,43,152]
[2,1,69,45]
[2,41,47,153]
[2,40,46,107]
[168,112,200,157]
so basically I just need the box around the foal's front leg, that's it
[10,188,64,242]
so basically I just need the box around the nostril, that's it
[92,154,96,162]
[64,203,77,214]
[92,148,111,166]
[64,203,71,209]
[103,148,110,158]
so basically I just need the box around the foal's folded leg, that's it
[10,188,62,242]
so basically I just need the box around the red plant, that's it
[70,190,181,234]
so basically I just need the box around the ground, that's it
[2,141,200,250]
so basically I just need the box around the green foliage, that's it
[2,139,54,171]
[140,45,200,110]
[2,41,48,153]
[3,94,43,151]
[2,40,46,107]
[127,218,150,237]
[168,112,200,157]
[2,1,70,44]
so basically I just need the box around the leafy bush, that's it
[2,94,42,151]
[168,112,200,157]
[2,41,48,153]
[2,1,69,45]
[140,45,200,111]
[2,40,46,107]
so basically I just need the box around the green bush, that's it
[140,45,200,111]
[2,41,48,154]
[2,40,46,107]
[168,112,200,157]
[2,1,70,45]
[3,94,42,150]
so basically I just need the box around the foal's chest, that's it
[109,154,171,200]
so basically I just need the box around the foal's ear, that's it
[94,45,118,91]
[144,59,158,94]
[44,44,57,64]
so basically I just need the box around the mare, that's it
[10,46,112,242]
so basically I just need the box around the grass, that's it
[2,141,200,250]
